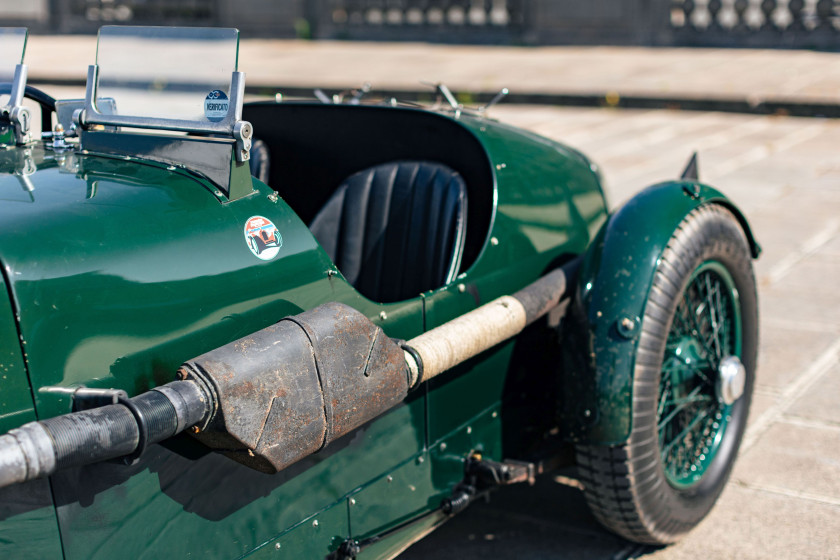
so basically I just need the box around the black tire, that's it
[254,236,265,254]
[576,204,758,545]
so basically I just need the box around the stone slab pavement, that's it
[24,35,840,559]
[401,105,840,560]
[19,35,840,108]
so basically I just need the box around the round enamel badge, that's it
[244,216,282,260]
[204,89,229,122]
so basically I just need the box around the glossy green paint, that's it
[0,479,64,560]
[0,126,15,146]
[0,268,35,433]
[0,275,64,560]
[0,104,612,559]
[244,500,349,559]
[0,144,428,559]
[425,113,608,445]
[349,452,437,541]
[564,182,759,445]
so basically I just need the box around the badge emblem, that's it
[244,216,282,260]
[204,89,229,122]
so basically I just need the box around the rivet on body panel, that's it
[616,315,640,339]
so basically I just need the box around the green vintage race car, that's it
[0,26,759,559]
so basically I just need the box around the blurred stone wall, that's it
[1,0,837,50]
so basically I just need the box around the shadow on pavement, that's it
[400,468,662,559]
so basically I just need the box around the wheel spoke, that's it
[660,405,714,460]
[704,274,722,360]
[657,385,708,431]
[658,261,741,489]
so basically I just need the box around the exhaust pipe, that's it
[0,380,209,488]
[0,262,574,487]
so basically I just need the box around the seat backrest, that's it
[249,139,271,184]
[309,161,467,303]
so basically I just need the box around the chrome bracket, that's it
[1,64,31,144]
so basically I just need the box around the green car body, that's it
[0,29,759,560]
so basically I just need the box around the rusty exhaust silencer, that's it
[0,264,573,486]
[181,266,572,473]
[179,302,409,473]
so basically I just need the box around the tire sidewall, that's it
[633,205,758,533]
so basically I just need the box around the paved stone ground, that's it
[401,105,840,559]
[25,35,840,559]
[20,35,840,107]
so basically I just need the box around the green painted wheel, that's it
[577,204,758,545]
[659,261,742,489]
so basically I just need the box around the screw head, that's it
[616,315,640,339]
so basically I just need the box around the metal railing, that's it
[667,0,840,48]
[51,0,218,33]
[313,0,528,43]
[6,0,838,49]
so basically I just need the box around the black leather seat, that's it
[309,161,468,303]
[249,139,270,184]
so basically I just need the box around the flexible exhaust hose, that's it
[0,380,209,488]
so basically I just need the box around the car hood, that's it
[0,145,334,419]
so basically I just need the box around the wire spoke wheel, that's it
[576,204,757,545]
[659,262,741,488]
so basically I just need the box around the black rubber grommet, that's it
[394,339,424,390]
[118,396,149,465]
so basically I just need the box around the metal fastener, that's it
[312,519,319,528]
[466,426,472,435]
[379,311,388,320]
[458,283,466,293]
[440,443,447,452]
[616,315,639,339]
[275,543,281,550]
[490,237,499,246]
[349,497,356,506]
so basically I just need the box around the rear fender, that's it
[561,181,759,445]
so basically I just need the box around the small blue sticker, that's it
[204,90,229,122]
